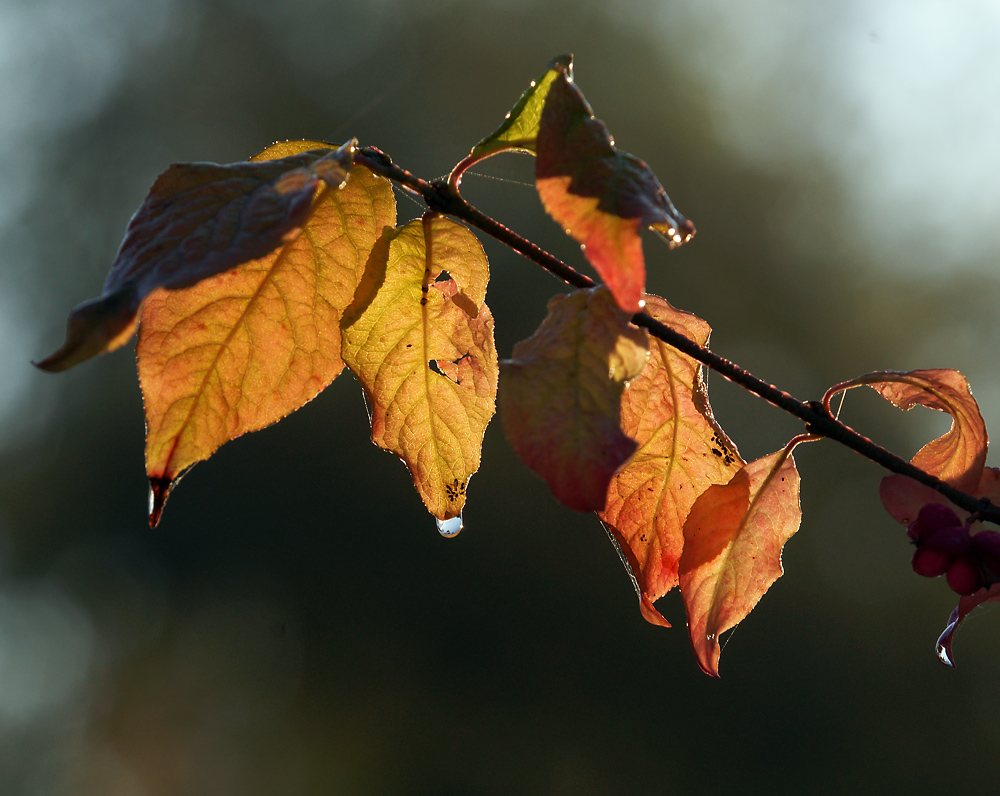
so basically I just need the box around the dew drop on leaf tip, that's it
[436,514,463,538]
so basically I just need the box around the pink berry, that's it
[923,525,972,555]
[946,555,983,595]
[907,503,962,543]
[972,531,1000,583]
[912,547,952,578]
[972,530,1000,557]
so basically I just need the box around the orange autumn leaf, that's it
[828,368,987,494]
[535,65,695,314]
[340,215,497,523]
[139,140,396,525]
[599,294,742,627]
[35,141,356,373]
[500,286,648,512]
[679,441,805,676]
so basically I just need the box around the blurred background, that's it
[2,0,1000,793]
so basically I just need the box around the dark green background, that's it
[2,1,999,794]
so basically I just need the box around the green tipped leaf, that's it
[465,54,573,165]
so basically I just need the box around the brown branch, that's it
[354,146,1000,526]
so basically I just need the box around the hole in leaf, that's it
[428,355,469,385]
[435,270,451,283]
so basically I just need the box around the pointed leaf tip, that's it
[935,583,1000,666]
[148,477,172,528]
[40,140,357,372]
[34,284,141,372]
[535,69,695,313]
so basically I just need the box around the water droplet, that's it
[148,477,172,529]
[436,514,463,538]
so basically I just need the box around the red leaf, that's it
[500,287,648,512]
[599,294,742,626]
[679,441,806,676]
[535,67,694,314]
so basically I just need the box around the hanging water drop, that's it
[148,477,172,529]
[436,514,463,538]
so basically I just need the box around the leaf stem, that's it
[447,153,486,191]
[354,146,1000,526]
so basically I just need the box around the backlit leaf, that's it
[140,140,395,525]
[465,54,573,164]
[500,286,648,513]
[679,442,804,677]
[340,215,497,522]
[599,295,742,627]
[828,369,987,494]
[535,67,695,314]
[35,140,356,372]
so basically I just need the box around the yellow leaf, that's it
[465,54,573,162]
[341,215,498,522]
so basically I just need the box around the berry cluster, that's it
[908,503,1000,595]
